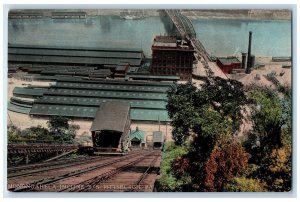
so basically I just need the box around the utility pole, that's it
[158,115,160,132]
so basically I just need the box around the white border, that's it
[1,0,299,201]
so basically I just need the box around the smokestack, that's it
[241,52,247,69]
[246,31,252,74]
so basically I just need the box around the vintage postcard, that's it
[7,8,292,192]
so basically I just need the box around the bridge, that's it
[165,10,211,63]
[8,143,79,154]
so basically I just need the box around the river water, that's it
[8,16,291,57]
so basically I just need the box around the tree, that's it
[155,142,190,192]
[245,85,292,191]
[47,116,79,143]
[166,77,248,146]
[223,177,267,192]
[47,116,69,135]
[164,77,250,191]
[7,124,22,143]
[204,140,250,191]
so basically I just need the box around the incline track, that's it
[8,149,161,192]
[61,150,161,192]
[8,156,109,178]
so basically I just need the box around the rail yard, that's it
[8,148,161,192]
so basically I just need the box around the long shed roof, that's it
[53,81,170,93]
[90,102,130,132]
[9,47,143,59]
[8,55,142,66]
[35,95,166,109]
[44,88,167,101]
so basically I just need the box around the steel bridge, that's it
[8,143,79,154]
[164,10,211,62]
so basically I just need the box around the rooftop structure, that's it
[128,127,146,147]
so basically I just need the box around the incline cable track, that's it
[8,156,110,178]
[61,150,160,192]
[10,150,158,192]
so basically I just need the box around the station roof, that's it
[9,44,143,53]
[8,55,142,66]
[30,104,97,118]
[153,36,177,47]
[35,95,167,109]
[8,102,31,114]
[125,74,180,81]
[131,109,170,122]
[217,57,241,65]
[129,128,145,143]
[45,88,167,101]
[13,87,46,97]
[56,78,174,87]
[29,103,170,122]
[90,102,130,133]
[53,81,170,93]
[9,47,143,59]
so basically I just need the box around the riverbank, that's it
[71,9,292,20]
[9,9,291,20]
[182,9,291,20]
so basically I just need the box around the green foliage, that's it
[224,177,267,192]
[244,85,292,191]
[47,116,79,143]
[164,77,251,192]
[162,78,291,192]
[167,77,247,146]
[156,142,190,191]
[7,116,79,144]
[47,116,69,134]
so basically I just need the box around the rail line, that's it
[10,150,155,192]
[8,156,98,173]
[8,155,110,178]
[61,151,160,192]
[126,154,160,192]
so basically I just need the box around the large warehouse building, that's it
[150,36,195,80]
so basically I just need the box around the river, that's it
[8,16,291,57]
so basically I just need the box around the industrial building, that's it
[216,56,242,74]
[8,45,144,67]
[10,79,172,122]
[151,36,195,80]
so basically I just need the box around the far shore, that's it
[9,9,292,21]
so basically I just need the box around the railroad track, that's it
[8,155,110,178]
[126,154,160,192]
[61,151,161,192]
[9,150,155,192]
[8,156,100,174]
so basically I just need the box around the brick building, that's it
[216,57,241,74]
[151,36,195,80]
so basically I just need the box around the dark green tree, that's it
[244,85,292,191]
[165,77,249,191]
[47,116,78,143]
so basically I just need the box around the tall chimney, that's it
[246,31,252,74]
[241,52,247,69]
